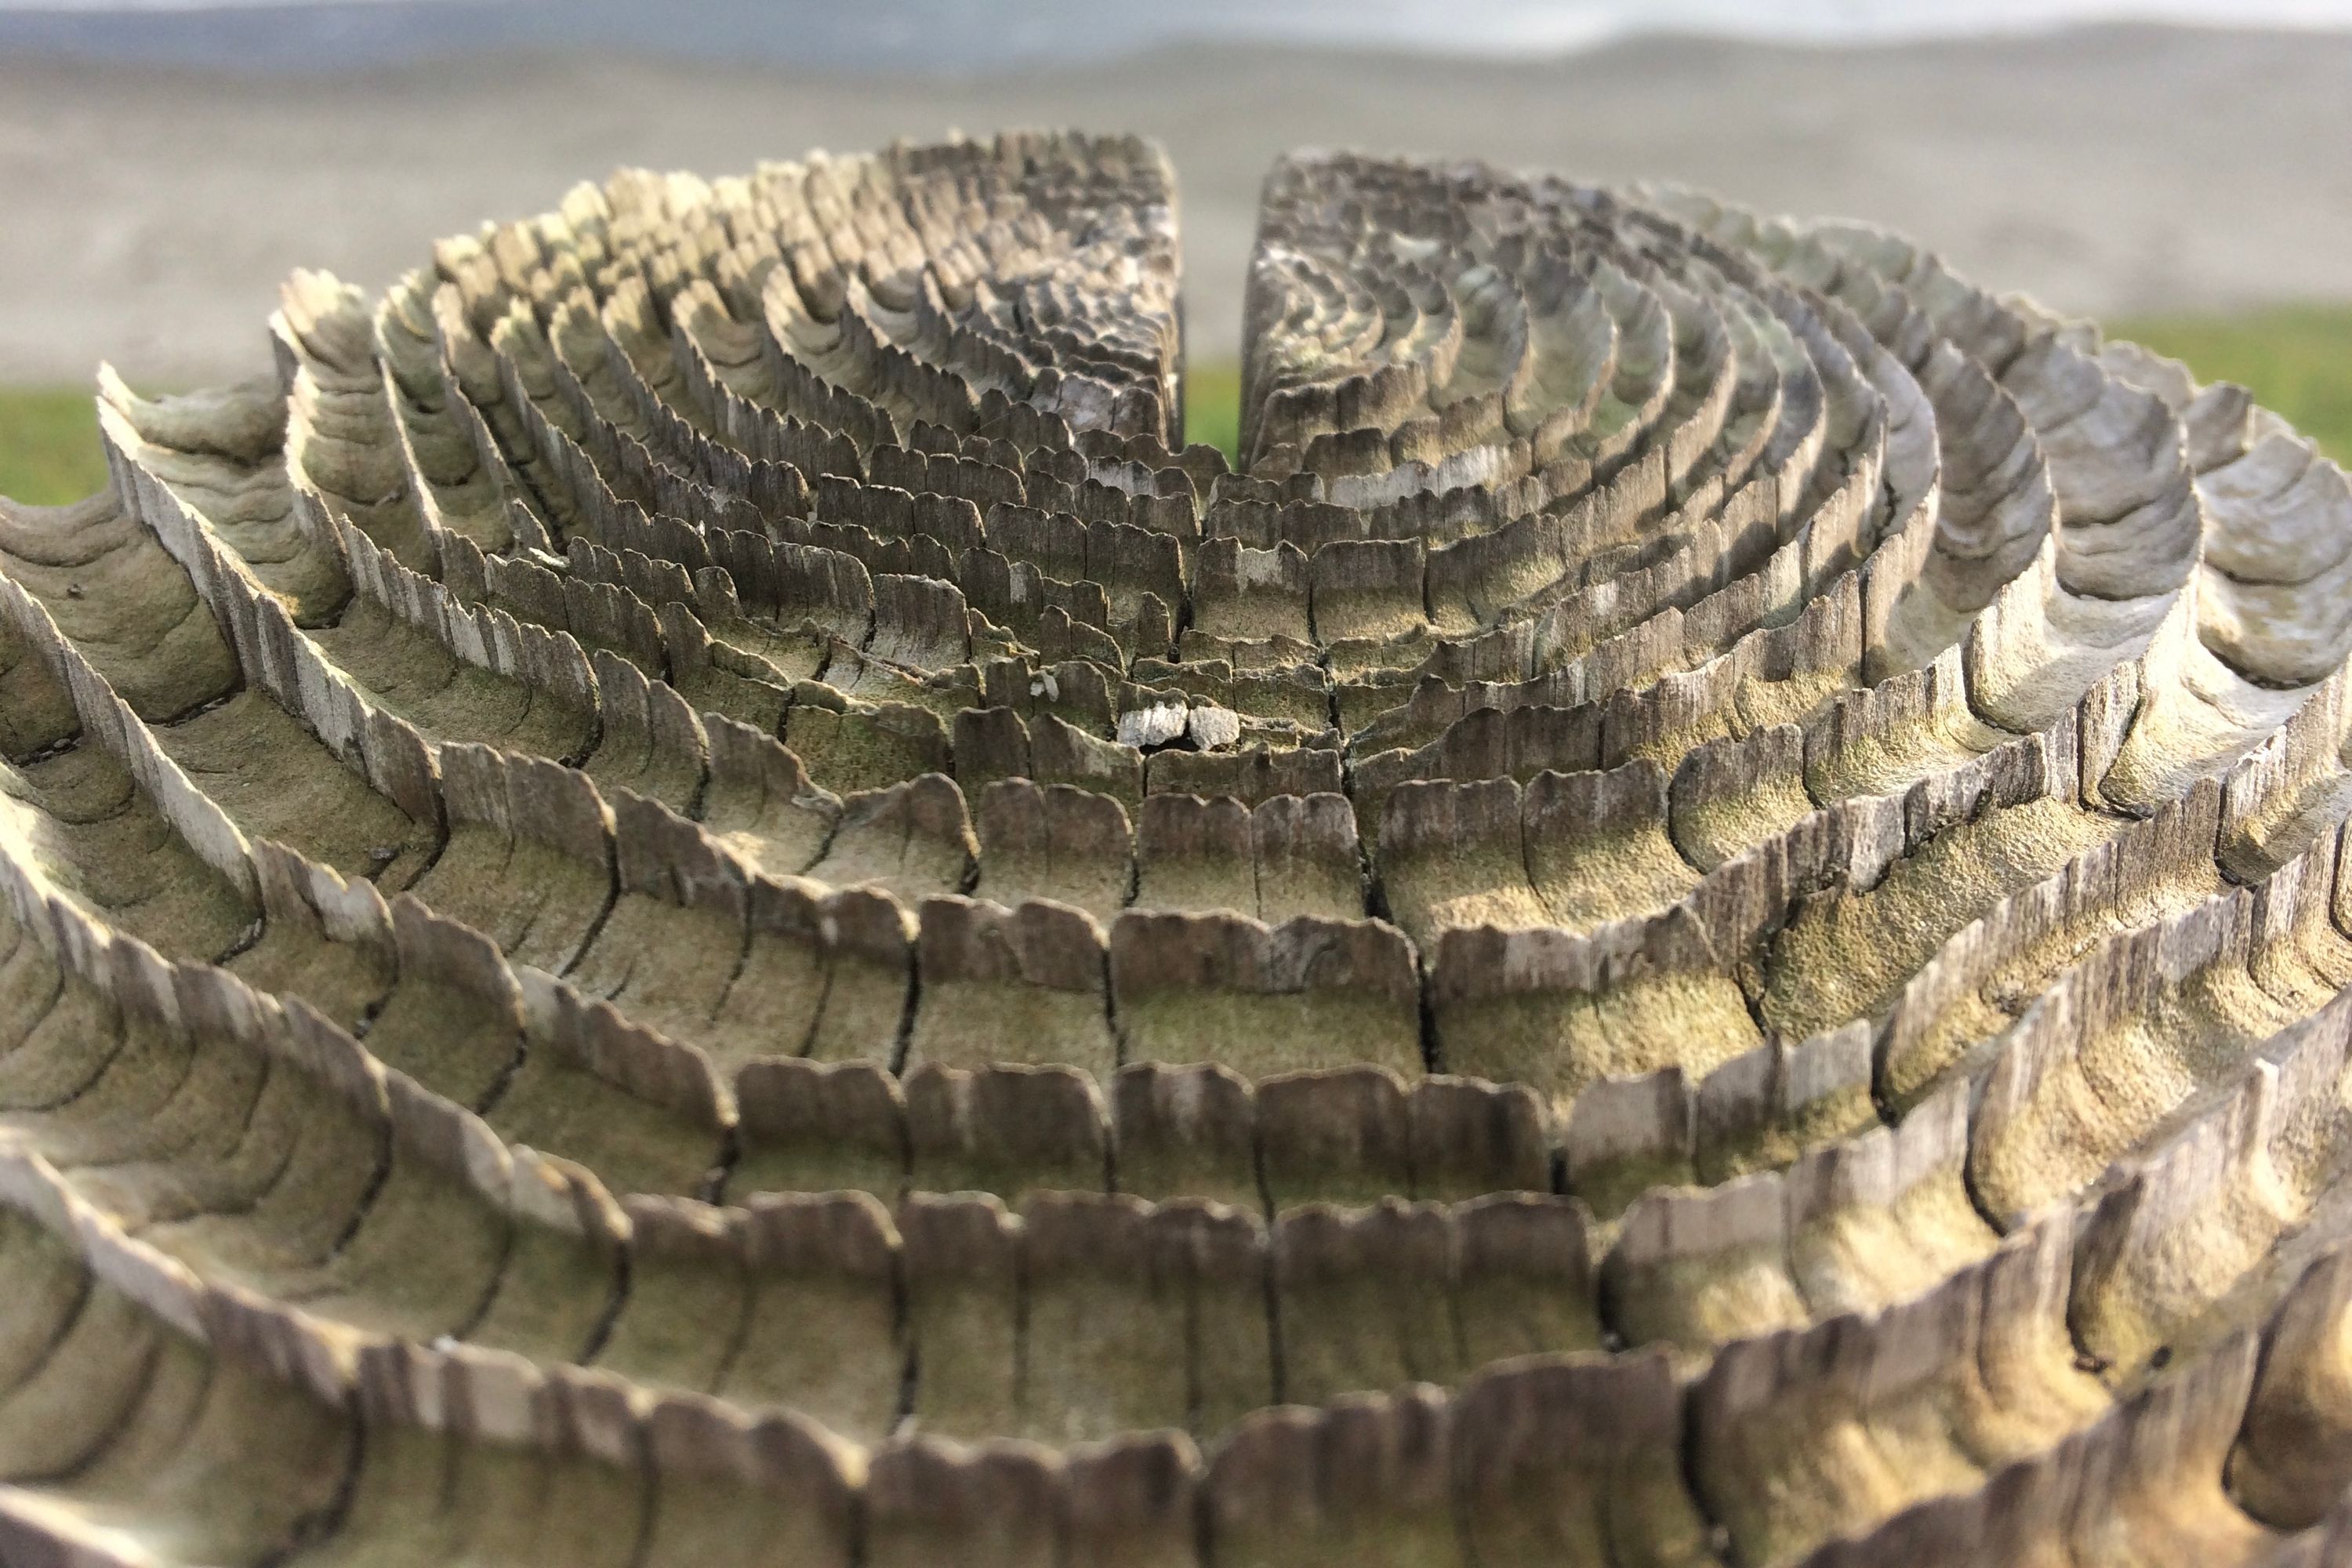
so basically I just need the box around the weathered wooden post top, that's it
[2,131,2350,1563]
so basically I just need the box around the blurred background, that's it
[3,0,2350,499]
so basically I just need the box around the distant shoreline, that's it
[6,22,2350,385]
[4,5,2350,76]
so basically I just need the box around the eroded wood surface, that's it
[2,133,2351,1564]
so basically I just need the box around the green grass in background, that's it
[2111,305,2352,463]
[2,309,2343,506]
[1182,360,1241,464]
[0,389,107,506]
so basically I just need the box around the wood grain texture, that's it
[1,132,2350,1564]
